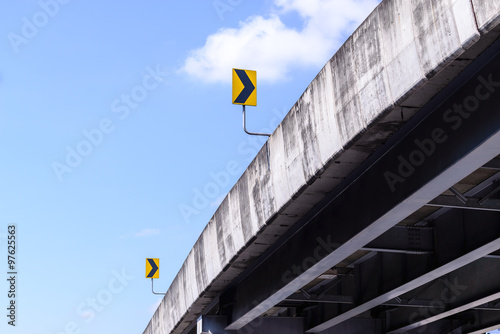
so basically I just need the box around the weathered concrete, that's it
[142,1,500,333]
[472,0,500,33]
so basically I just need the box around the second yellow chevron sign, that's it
[145,258,159,279]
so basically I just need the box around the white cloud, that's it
[134,228,160,237]
[181,0,380,83]
[119,228,160,239]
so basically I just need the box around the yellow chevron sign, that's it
[232,69,257,106]
[146,258,159,279]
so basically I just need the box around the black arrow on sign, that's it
[147,258,158,278]
[234,69,255,104]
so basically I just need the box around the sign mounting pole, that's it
[232,68,270,137]
[243,105,270,137]
[151,278,166,295]
[146,258,165,295]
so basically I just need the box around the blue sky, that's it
[6,1,496,334]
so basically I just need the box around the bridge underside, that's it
[188,37,500,334]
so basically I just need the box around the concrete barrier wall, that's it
[142,1,500,333]
[473,0,500,33]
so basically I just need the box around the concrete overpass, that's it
[143,0,500,333]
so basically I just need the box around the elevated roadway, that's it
[143,0,500,333]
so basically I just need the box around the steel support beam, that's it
[362,225,434,254]
[306,207,500,332]
[225,38,500,332]
[482,158,500,170]
[385,258,500,333]
[399,315,500,334]
[415,168,500,226]
[427,196,500,211]
[395,317,473,334]
[467,315,500,334]
[283,295,495,310]
[284,293,354,305]
[319,317,384,334]
[409,310,500,334]
[200,315,304,334]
